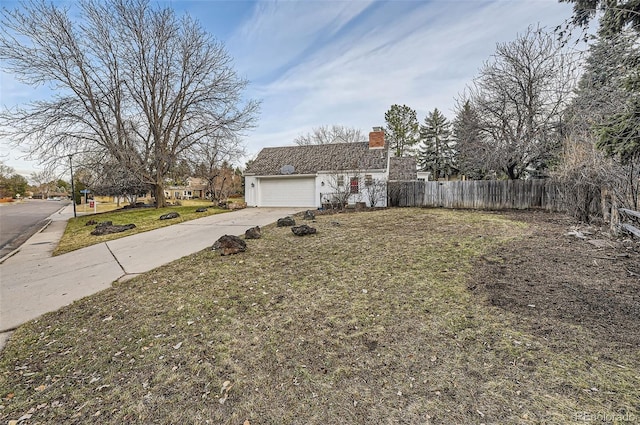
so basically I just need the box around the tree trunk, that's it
[506,163,518,180]
[154,184,166,208]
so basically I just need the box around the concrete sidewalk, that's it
[0,206,302,338]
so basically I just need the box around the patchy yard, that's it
[0,208,638,424]
[53,203,227,256]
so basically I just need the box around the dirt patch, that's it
[470,210,640,351]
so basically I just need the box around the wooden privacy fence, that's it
[617,208,640,238]
[388,180,564,211]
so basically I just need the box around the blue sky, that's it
[0,0,576,177]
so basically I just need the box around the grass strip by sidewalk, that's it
[0,208,637,424]
[53,202,228,256]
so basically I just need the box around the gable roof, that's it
[245,142,388,176]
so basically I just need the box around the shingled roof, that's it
[244,142,388,176]
[388,157,418,180]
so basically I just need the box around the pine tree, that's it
[418,108,455,180]
[452,101,487,179]
[384,104,420,157]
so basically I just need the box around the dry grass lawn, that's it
[53,201,227,255]
[0,208,637,424]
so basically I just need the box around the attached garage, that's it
[243,131,392,208]
[258,177,316,207]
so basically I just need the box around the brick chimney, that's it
[369,126,384,149]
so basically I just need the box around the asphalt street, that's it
[0,199,70,259]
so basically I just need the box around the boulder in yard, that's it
[85,219,98,226]
[277,216,296,227]
[291,224,316,236]
[303,210,316,220]
[91,223,136,236]
[160,212,180,220]
[245,226,261,239]
[195,207,208,213]
[228,201,247,210]
[212,235,247,256]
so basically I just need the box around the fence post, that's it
[610,198,620,235]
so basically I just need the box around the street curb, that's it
[0,202,71,263]
[0,218,52,264]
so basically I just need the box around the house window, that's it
[350,177,359,194]
[365,174,373,186]
[337,175,345,186]
[184,190,192,198]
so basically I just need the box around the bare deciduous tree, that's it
[29,169,57,199]
[192,134,245,202]
[322,173,356,209]
[293,125,366,145]
[363,177,387,208]
[0,0,258,208]
[463,26,578,179]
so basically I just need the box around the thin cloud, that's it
[229,0,375,82]
[0,0,578,173]
[238,0,575,157]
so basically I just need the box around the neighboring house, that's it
[244,127,417,208]
[164,177,208,200]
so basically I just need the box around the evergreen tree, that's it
[562,1,640,174]
[384,104,420,157]
[560,28,640,216]
[561,0,640,35]
[453,101,488,179]
[418,108,455,180]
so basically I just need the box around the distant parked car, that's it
[49,197,62,201]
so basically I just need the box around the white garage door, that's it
[259,177,316,207]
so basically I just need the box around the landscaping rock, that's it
[91,223,136,236]
[303,210,316,220]
[277,216,296,227]
[195,207,208,213]
[85,219,98,226]
[291,224,316,236]
[244,226,261,239]
[212,235,247,256]
[159,212,180,220]
[228,201,247,210]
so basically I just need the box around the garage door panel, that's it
[260,177,316,207]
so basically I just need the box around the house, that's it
[164,177,207,200]
[244,127,416,208]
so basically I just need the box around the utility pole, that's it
[68,154,77,218]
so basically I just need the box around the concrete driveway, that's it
[0,206,302,334]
